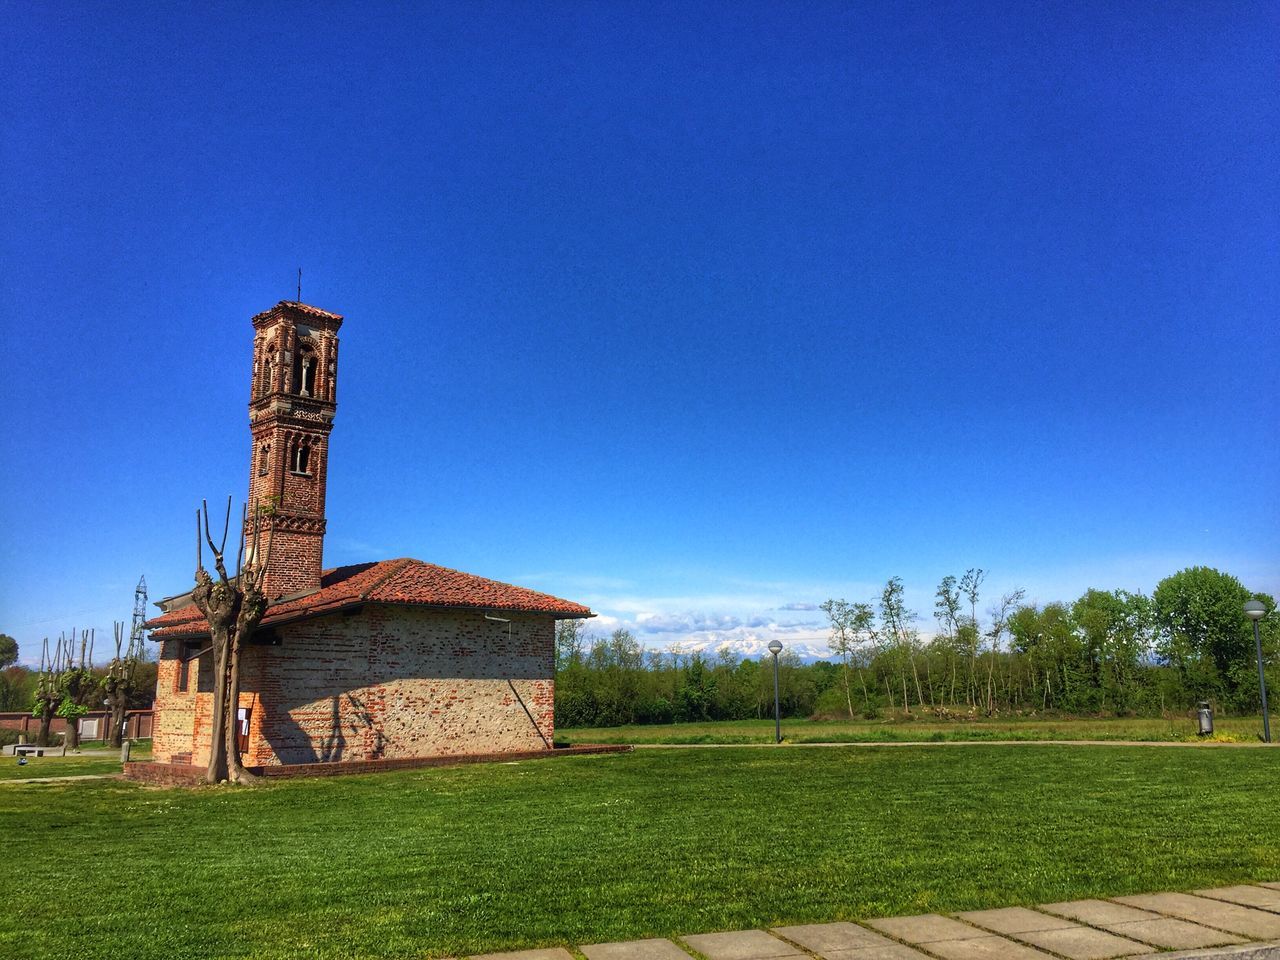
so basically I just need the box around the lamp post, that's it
[1244,600,1270,744]
[768,640,783,744]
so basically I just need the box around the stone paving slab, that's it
[1140,943,1280,960]
[1115,893,1280,940]
[581,939,694,960]
[1014,925,1149,959]
[816,946,934,960]
[1195,887,1280,914]
[680,930,805,960]
[957,906,1077,934]
[1041,900,1165,926]
[915,935,1055,959]
[866,915,986,944]
[771,922,896,952]
[471,950,576,960]
[1106,919,1247,951]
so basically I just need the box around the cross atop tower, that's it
[247,300,343,599]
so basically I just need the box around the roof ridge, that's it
[358,557,417,601]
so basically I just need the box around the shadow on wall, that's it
[252,606,554,765]
[315,690,386,762]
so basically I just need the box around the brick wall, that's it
[152,604,556,767]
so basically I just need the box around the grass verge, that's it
[558,715,1266,744]
[0,745,1276,959]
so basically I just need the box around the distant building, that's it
[145,301,591,768]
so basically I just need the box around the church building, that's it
[145,301,592,770]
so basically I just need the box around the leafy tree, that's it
[0,634,17,669]
[821,599,874,717]
[1153,567,1262,710]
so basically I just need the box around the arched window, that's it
[260,341,277,395]
[293,438,312,475]
[293,344,317,397]
[258,444,270,476]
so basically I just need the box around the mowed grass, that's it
[0,740,152,780]
[559,714,1267,745]
[1,746,1277,960]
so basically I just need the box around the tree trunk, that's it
[205,627,230,783]
[224,631,258,785]
[36,707,53,747]
[108,696,126,749]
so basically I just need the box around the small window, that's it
[176,642,201,693]
[258,444,271,476]
[293,438,311,475]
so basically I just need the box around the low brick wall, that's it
[124,743,631,785]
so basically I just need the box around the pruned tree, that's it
[31,636,63,746]
[57,629,96,750]
[191,497,274,784]
[103,620,143,748]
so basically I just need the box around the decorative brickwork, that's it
[247,301,342,599]
[153,605,563,767]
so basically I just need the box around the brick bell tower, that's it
[247,301,343,599]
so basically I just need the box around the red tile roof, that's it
[144,558,593,640]
[252,300,343,322]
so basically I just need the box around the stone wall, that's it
[151,604,556,767]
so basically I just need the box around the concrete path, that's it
[464,883,1280,960]
[0,773,120,785]
[632,740,1275,749]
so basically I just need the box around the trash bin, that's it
[1197,701,1214,736]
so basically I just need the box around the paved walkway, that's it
[466,883,1280,960]
[0,773,120,785]
[633,740,1275,749]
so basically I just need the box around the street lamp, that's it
[1244,600,1270,744]
[768,640,783,744]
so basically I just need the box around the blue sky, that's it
[2,1,1277,663]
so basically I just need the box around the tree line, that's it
[554,566,1277,728]
[0,627,154,748]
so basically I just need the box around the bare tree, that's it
[190,497,274,785]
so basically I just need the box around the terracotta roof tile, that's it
[144,558,593,640]
[251,300,343,323]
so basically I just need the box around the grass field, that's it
[558,714,1267,745]
[0,740,152,781]
[1,745,1277,959]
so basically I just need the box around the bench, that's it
[13,744,46,757]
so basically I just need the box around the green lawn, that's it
[559,714,1267,744]
[0,746,1276,959]
[0,740,152,781]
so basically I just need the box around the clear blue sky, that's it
[2,1,1277,663]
